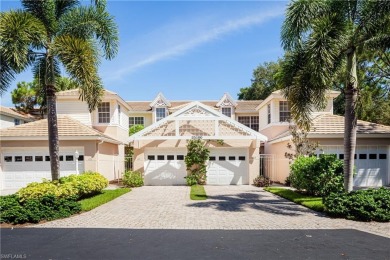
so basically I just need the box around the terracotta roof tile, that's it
[311,114,390,134]
[0,116,121,143]
[127,100,263,112]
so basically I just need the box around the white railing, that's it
[259,154,275,181]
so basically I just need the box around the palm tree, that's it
[0,0,118,180]
[279,0,390,192]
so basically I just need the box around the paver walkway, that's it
[35,186,390,238]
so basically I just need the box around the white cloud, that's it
[104,6,284,81]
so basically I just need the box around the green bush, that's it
[253,176,272,187]
[18,172,108,201]
[0,195,81,224]
[324,188,390,222]
[185,174,198,186]
[123,171,144,187]
[60,172,108,198]
[289,155,344,196]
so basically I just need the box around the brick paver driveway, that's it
[36,186,390,237]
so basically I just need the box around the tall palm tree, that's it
[279,0,390,192]
[0,0,118,180]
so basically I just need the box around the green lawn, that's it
[264,187,324,212]
[80,188,131,211]
[190,185,207,200]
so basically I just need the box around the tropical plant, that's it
[185,139,210,185]
[129,124,144,136]
[284,124,318,161]
[122,171,144,187]
[0,0,119,180]
[279,0,390,192]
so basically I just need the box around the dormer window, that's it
[222,107,232,117]
[98,102,110,123]
[156,107,166,121]
[279,101,290,122]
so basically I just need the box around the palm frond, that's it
[281,0,328,51]
[0,55,16,94]
[53,35,103,111]
[22,0,58,35]
[55,0,79,19]
[58,5,118,60]
[0,10,46,90]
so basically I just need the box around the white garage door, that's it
[144,148,187,185]
[207,148,249,185]
[320,146,389,187]
[1,148,85,191]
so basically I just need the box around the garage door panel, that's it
[206,148,248,185]
[1,149,85,190]
[144,149,187,186]
[320,146,389,187]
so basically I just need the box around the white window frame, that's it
[279,101,290,122]
[98,102,110,124]
[267,104,271,124]
[238,116,259,131]
[221,107,232,117]
[129,117,145,127]
[155,108,166,121]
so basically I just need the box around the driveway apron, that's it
[35,186,390,238]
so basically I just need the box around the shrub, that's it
[18,172,108,201]
[253,176,272,187]
[123,171,144,187]
[324,188,390,222]
[185,139,210,185]
[284,176,292,187]
[0,195,81,224]
[185,174,198,186]
[60,172,108,198]
[289,155,344,196]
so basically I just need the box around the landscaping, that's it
[0,172,130,225]
[265,154,390,222]
[264,187,324,212]
[190,185,207,200]
[122,170,144,187]
[80,188,131,211]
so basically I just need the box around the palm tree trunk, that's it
[46,55,60,180]
[344,48,358,192]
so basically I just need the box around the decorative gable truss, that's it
[216,93,237,107]
[149,92,171,107]
[129,102,267,142]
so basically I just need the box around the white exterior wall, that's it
[57,100,92,126]
[0,115,17,129]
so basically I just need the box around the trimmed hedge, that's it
[0,195,81,224]
[18,172,108,201]
[123,171,144,187]
[289,155,344,196]
[323,188,390,222]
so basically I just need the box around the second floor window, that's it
[98,102,110,123]
[156,108,166,121]
[129,117,144,127]
[267,104,271,124]
[222,107,232,117]
[14,118,21,125]
[279,101,290,122]
[118,105,121,123]
[238,116,259,131]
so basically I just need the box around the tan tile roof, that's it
[0,116,121,143]
[127,100,263,112]
[56,89,117,96]
[0,106,34,121]
[311,114,390,134]
[269,114,390,142]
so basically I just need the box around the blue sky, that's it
[0,0,287,106]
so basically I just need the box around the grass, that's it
[79,188,131,211]
[190,185,207,200]
[264,187,324,212]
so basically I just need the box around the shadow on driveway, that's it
[187,189,326,217]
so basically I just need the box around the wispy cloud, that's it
[104,6,284,81]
